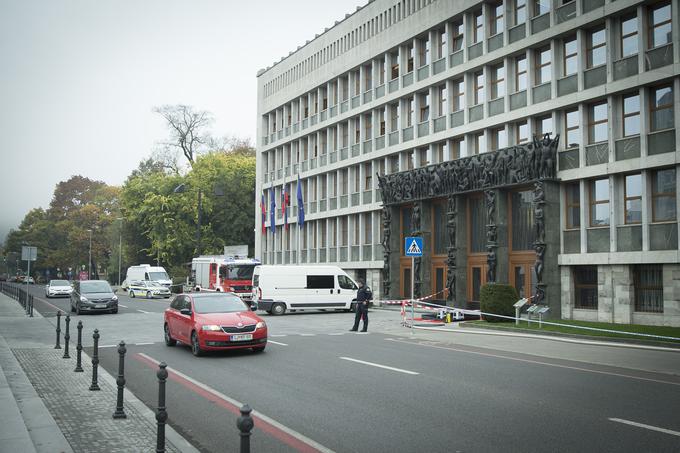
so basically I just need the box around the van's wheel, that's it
[348,302,357,313]
[271,303,286,316]
[164,324,176,346]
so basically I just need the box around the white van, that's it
[252,265,359,315]
[121,265,172,289]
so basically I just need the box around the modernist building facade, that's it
[255,0,680,326]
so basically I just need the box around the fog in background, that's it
[0,0,362,243]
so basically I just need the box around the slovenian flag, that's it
[269,186,276,235]
[260,191,266,233]
[282,183,290,230]
[297,175,305,228]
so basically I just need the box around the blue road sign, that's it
[405,236,423,257]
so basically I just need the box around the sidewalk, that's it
[0,292,198,453]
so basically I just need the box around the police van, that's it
[252,265,359,315]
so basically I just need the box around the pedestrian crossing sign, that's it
[405,237,423,257]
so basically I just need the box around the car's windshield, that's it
[192,295,248,313]
[220,265,255,280]
[149,272,169,280]
[51,280,70,286]
[81,281,112,293]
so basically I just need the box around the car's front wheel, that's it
[129,290,135,298]
[146,291,152,299]
[164,324,176,346]
[191,331,203,356]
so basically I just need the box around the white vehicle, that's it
[127,280,172,299]
[122,265,172,289]
[45,279,73,298]
[252,265,359,315]
[191,255,259,304]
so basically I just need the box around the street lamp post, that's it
[117,218,123,286]
[87,229,92,280]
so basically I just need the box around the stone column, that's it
[446,196,458,304]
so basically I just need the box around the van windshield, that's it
[149,272,169,281]
[220,265,255,280]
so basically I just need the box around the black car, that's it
[70,280,119,315]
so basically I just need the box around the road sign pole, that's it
[411,257,414,335]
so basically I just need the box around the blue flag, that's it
[269,186,276,235]
[297,176,305,228]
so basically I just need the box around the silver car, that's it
[45,279,73,298]
[128,280,172,299]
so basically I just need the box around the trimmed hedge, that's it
[480,283,519,323]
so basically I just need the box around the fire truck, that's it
[191,246,259,305]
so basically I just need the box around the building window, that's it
[535,46,551,85]
[650,85,674,131]
[574,266,598,309]
[533,0,549,16]
[452,19,464,51]
[405,97,414,127]
[433,202,447,255]
[565,182,580,229]
[490,2,504,36]
[364,164,372,190]
[452,79,465,111]
[624,174,642,224]
[588,101,608,143]
[474,71,485,105]
[515,0,526,25]
[474,132,486,154]
[491,127,507,150]
[563,36,577,76]
[364,214,372,244]
[452,137,466,159]
[437,84,447,117]
[589,178,610,226]
[634,265,663,313]
[621,14,638,57]
[491,64,505,99]
[379,109,386,136]
[587,26,607,68]
[473,10,484,43]
[511,190,535,250]
[469,196,487,253]
[516,121,528,143]
[536,115,553,137]
[648,2,672,49]
[652,168,677,222]
[565,108,580,148]
[515,55,527,91]
[621,93,641,137]
[436,28,447,60]
[419,93,430,122]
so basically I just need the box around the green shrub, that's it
[480,283,519,323]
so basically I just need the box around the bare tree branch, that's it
[153,105,213,167]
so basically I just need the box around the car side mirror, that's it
[180,308,192,316]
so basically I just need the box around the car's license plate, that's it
[95,304,106,308]
[231,334,253,341]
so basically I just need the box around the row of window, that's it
[573,265,665,313]
[565,167,676,228]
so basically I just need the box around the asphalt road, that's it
[20,283,680,452]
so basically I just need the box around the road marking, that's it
[609,418,680,437]
[100,344,118,348]
[270,334,288,337]
[328,333,345,336]
[137,310,150,314]
[299,333,316,337]
[268,340,288,346]
[385,338,680,387]
[119,304,128,308]
[135,342,155,346]
[135,353,334,453]
[339,357,419,375]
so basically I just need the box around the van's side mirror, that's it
[180,308,192,316]
[250,304,257,311]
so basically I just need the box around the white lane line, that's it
[135,342,155,346]
[339,357,419,375]
[270,334,288,337]
[137,353,334,453]
[137,310,150,314]
[268,340,288,346]
[385,338,680,387]
[299,333,316,337]
[119,304,128,308]
[609,418,680,437]
[328,333,345,336]
[100,344,117,348]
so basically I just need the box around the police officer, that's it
[349,279,371,332]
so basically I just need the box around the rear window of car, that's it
[81,281,112,293]
[192,295,248,313]
[51,280,70,286]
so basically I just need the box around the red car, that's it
[164,292,267,356]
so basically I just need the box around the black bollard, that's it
[74,321,84,372]
[25,292,29,315]
[112,341,127,419]
[54,311,62,349]
[29,295,33,317]
[237,404,254,453]
[156,362,168,453]
[62,315,71,359]
[89,329,100,391]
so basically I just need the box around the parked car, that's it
[70,280,118,315]
[128,280,171,299]
[121,264,172,290]
[164,292,267,356]
[25,276,35,284]
[45,280,73,298]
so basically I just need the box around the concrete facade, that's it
[255,0,680,325]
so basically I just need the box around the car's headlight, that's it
[80,296,88,302]
[201,325,222,331]
[112,295,118,301]
[256,321,266,329]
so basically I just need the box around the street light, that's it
[116,218,124,286]
[87,229,92,280]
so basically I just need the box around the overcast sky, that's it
[0,0,362,243]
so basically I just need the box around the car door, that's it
[166,295,181,337]
[176,296,193,342]
[337,275,358,308]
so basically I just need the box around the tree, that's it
[154,104,213,167]
[48,176,107,220]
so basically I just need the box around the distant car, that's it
[45,280,73,298]
[25,276,34,284]
[128,280,171,299]
[164,292,267,356]
[70,280,118,315]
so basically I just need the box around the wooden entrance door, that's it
[467,256,487,303]
[509,256,536,299]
